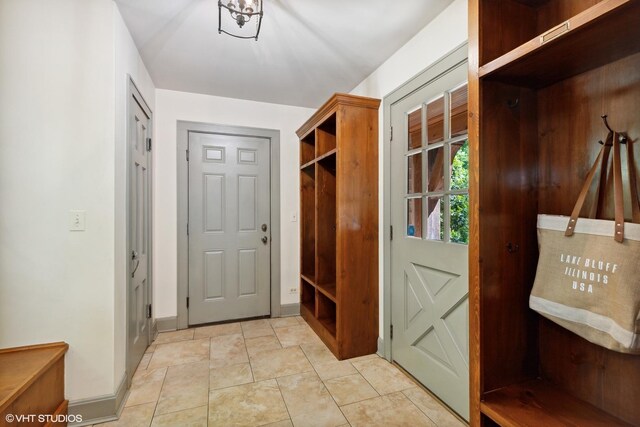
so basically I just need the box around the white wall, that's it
[153,90,314,319]
[349,0,468,336]
[113,2,156,390]
[0,0,116,400]
[0,0,154,403]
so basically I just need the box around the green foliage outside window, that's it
[450,140,469,244]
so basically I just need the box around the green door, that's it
[390,59,470,420]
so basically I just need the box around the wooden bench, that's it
[0,342,69,426]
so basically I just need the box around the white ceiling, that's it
[116,0,454,108]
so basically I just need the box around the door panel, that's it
[128,90,151,380]
[188,132,270,325]
[391,60,470,420]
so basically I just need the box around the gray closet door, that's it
[188,132,271,325]
[128,91,151,379]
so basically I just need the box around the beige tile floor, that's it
[95,316,465,427]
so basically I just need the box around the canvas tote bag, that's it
[530,132,640,354]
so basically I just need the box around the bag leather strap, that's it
[565,142,607,237]
[627,138,640,223]
[612,132,625,242]
[565,132,637,241]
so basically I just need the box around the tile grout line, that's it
[400,389,441,427]
[241,330,257,385]
[148,362,169,427]
[264,320,293,426]
[273,376,295,426]
[351,358,440,426]
[319,369,354,426]
[297,340,353,426]
[207,336,211,427]
[347,359,382,399]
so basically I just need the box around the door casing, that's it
[177,122,281,329]
[382,43,468,360]
[126,77,153,386]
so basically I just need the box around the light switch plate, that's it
[291,212,298,222]
[69,210,86,231]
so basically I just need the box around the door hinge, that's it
[390,324,394,340]
[146,137,152,151]
[146,304,152,319]
[186,297,190,309]
[390,126,393,141]
[187,223,189,235]
[186,150,189,161]
[390,225,393,241]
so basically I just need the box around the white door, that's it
[128,85,152,380]
[390,61,470,420]
[188,132,271,325]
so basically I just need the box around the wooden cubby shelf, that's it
[315,148,337,163]
[481,380,632,427]
[316,283,336,302]
[297,93,379,360]
[470,0,640,425]
[299,148,338,170]
[300,132,316,166]
[300,279,315,315]
[300,273,316,286]
[300,163,315,281]
[300,159,316,170]
[479,0,640,88]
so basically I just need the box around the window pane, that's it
[407,153,422,194]
[427,147,444,192]
[450,85,468,138]
[450,194,469,244]
[408,108,422,150]
[427,97,444,144]
[426,197,443,241]
[450,139,469,190]
[407,198,422,238]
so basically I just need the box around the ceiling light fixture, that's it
[218,0,263,41]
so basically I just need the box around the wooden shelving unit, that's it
[297,93,380,360]
[469,0,640,425]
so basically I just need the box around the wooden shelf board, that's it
[479,0,640,88]
[300,159,316,170]
[301,274,316,287]
[300,149,337,170]
[315,148,337,163]
[300,300,314,316]
[300,303,338,355]
[316,282,336,302]
[481,379,633,427]
[300,301,314,319]
[318,316,337,337]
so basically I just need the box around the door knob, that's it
[261,236,268,244]
[261,224,268,232]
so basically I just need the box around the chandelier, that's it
[218,0,263,41]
